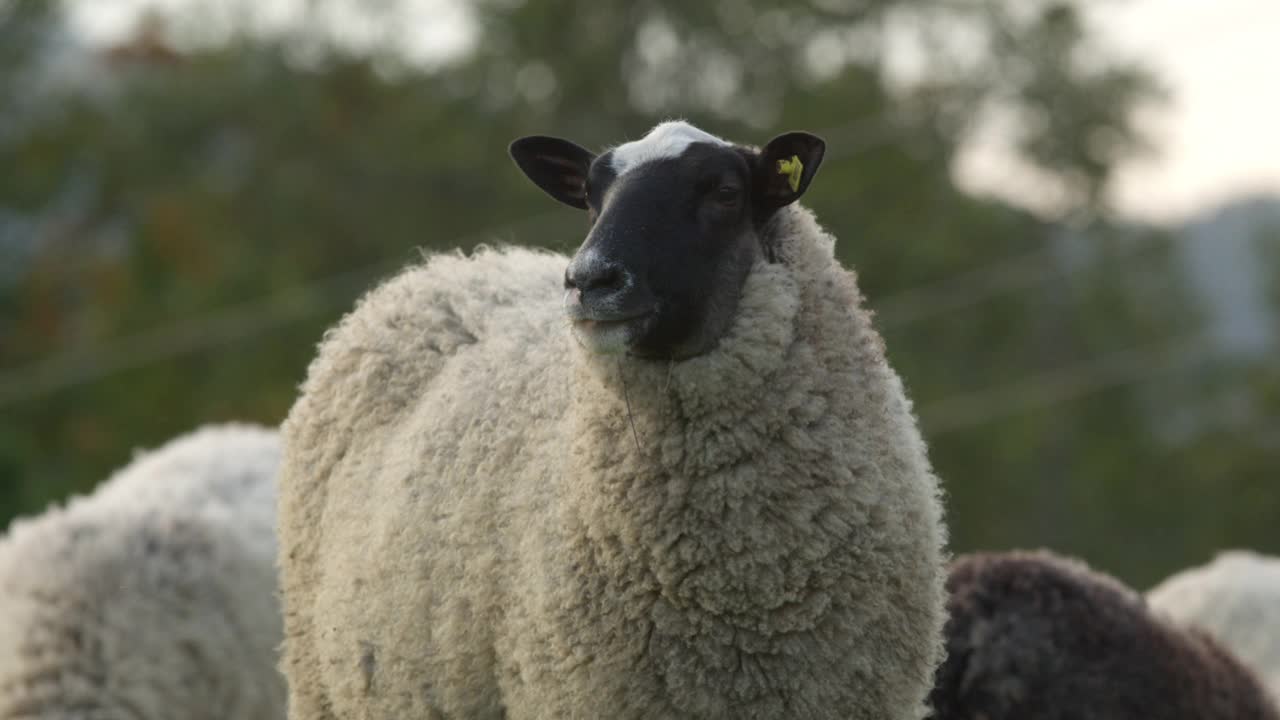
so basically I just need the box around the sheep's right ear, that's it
[509,136,596,210]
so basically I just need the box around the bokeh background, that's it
[1,0,1276,589]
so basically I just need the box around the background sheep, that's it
[279,121,948,719]
[928,550,1279,720]
[1148,550,1280,703]
[0,423,285,720]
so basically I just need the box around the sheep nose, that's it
[565,258,628,296]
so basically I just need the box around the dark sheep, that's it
[928,550,1280,720]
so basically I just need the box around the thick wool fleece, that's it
[0,424,285,720]
[928,550,1280,720]
[1149,550,1280,703]
[279,206,948,720]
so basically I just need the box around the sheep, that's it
[1148,550,1280,703]
[278,120,948,720]
[927,550,1280,720]
[0,423,285,720]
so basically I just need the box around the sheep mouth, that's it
[569,313,654,355]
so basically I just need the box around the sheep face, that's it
[510,121,824,359]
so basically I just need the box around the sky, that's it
[956,0,1280,224]
[1096,0,1280,223]
[67,0,1280,226]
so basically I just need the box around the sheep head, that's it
[510,121,824,360]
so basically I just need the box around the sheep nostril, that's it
[568,262,626,295]
[584,267,623,293]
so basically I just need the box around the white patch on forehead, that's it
[609,121,731,176]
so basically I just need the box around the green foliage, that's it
[0,0,1275,588]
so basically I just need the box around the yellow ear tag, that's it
[776,155,803,193]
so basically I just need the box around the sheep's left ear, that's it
[509,135,597,210]
[753,132,825,209]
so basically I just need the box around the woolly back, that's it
[1149,551,1280,703]
[89,423,280,554]
[0,425,285,720]
[930,551,1280,720]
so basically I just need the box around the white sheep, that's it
[0,423,285,720]
[279,121,948,719]
[1148,550,1280,703]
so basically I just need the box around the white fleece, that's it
[1149,550,1280,704]
[279,206,948,719]
[0,423,285,720]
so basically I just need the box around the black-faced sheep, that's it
[0,423,284,720]
[928,550,1279,720]
[278,120,948,719]
[1149,550,1280,703]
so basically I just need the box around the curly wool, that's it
[0,423,285,720]
[928,550,1280,720]
[1148,550,1280,703]
[279,205,948,719]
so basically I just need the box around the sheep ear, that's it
[509,136,596,210]
[754,132,825,209]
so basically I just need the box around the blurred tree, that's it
[981,2,1164,213]
[0,0,1275,587]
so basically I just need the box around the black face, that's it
[509,127,825,360]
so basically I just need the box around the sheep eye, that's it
[714,186,740,206]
